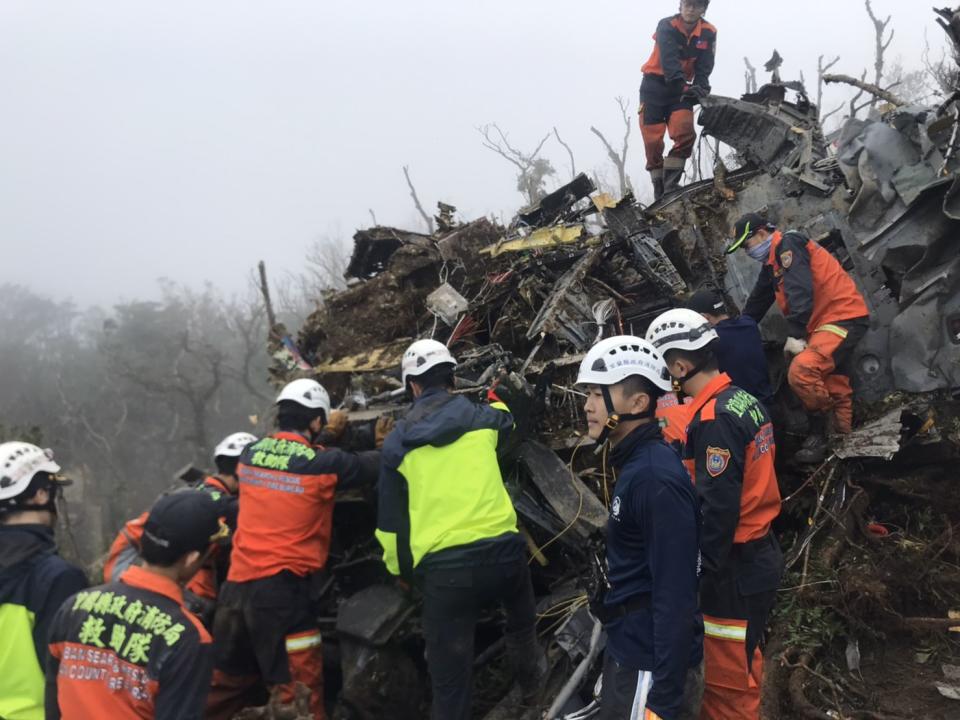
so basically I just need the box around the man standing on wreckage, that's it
[375,339,545,720]
[577,336,703,720]
[639,0,717,199]
[648,310,783,720]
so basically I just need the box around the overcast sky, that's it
[0,0,943,308]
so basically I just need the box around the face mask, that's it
[746,237,772,261]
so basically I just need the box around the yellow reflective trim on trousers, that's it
[703,620,747,641]
[815,324,848,339]
[285,632,322,653]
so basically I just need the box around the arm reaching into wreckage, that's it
[742,266,777,325]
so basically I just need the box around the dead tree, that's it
[552,127,577,180]
[816,54,841,115]
[589,96,634,199]
[478,124,555,206]
[864,0,895,106]
[744,57,758,93]
[402,166,434,234]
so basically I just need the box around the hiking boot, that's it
[794,433,828,464]
[650,170,665,200]
[662,167,684,195]
[794,414,828,464]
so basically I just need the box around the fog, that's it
[0,0,941,307]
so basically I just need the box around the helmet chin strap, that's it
[674,358,709,386]
[593,385,655,455]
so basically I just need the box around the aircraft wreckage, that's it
[256,62,960,720]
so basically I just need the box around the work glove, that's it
[667,77,687,97]
[323,410,349,441]
[784,337,808,357]
[683,84,710,103]
[643,710,664,720]
[375,415,395,449]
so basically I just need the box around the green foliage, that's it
[774,573,846,653]
[0,424,43,444]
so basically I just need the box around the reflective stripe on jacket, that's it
[743,231,869,338]
[641,15,717,88]
[376,388,518,579]
[682,374,781,576]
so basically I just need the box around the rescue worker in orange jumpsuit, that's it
[208,379,387,720]
[648,309,783,720]
[640,0,717,199]
[46,491,228,720]
[729,213,870,463]
[102,432,258,625]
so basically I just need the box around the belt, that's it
[594,593,652,624]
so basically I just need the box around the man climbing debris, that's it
[730,213,870,463]
[640,0,717,199]
[376,339,544,720]
[102,431,258,625]
[648,309,783,720]
[685,288,774,411]
[0,442,88,720]
[208,379,383,720]
[46,491,227,720]
[576,337,704,720]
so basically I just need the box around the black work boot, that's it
[505,629,547,710]
[795,415,828,464]
[662,160,685,195]
[650,169,665,200]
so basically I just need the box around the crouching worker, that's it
[729,214,870,462]
[46,491,227,720]
[376,339,544,720]
[0,442,88,720]
[209,379,382,720]
[577,337,704,720]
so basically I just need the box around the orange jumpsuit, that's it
[682,374,783,720]
[640,15,717,173]
[743,231,869,433]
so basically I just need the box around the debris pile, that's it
[263,26,960,720]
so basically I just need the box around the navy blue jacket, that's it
[0,524,88,710]
[713,316,774,410]
[605,423,703,718]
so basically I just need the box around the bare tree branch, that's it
[477,123,555,205]
[824,72,906,107]
[817,54,841,114]
[744,57,758,93]
[553,127,577,179]
[590,97,633,198]
[864,0,894,106]
[402,165,435,234]
[368,208,378,226]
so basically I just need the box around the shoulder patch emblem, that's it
[611,496,622,520]
[706,446,731,477]
[780,250,793,269]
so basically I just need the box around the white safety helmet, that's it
[276,378,331,416]
[645,308,719,354]
[0,442,63,504]
[576,336,673,392]
[213,432,258,460]
[401,339,457,386]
